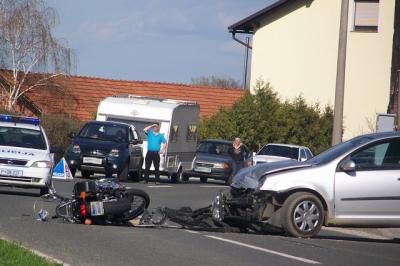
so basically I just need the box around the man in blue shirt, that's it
[143,123,167,184]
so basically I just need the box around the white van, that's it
[96,95,200,182]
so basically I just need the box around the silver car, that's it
[228,131,400,237]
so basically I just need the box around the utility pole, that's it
[243,37,250,89]
[397,70,400,129]
[332,0,350,146]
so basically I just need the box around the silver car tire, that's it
[281,192,324,238]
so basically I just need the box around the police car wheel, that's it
[40,187,49,196]
[70,168,77,177]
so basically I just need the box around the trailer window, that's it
[170,124,179,142]
[186,124,198,142]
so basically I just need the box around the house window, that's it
[170,124,179,142]
[353,0,379,32]
[186,124,198,142]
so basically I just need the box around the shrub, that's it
[199,80,333,154]
[41,114,83,162]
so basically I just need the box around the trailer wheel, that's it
[200,177,207,183]
[171,168,183,183]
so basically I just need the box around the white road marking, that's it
[147,185,173,188]
[205,235,321,265]
[199,185,229,188]
[184,230,201,234]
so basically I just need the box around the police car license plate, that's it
[83,157,102,165]
[194,166,211,173]
[90,201,104,216]
[0,168,23,177]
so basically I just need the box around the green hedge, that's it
[40,114,83,162]
[199,80,333,155]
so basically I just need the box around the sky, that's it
[46,0,274,85]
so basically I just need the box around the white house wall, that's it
[249,0,395,139]
[343,0,395,137]
[250,0,341,108]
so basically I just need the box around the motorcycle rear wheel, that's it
[121,188,150,221]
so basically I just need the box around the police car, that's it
[0,114,53,195]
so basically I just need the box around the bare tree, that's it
[191,75,242,89]
[0,0,75,111]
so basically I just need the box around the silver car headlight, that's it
[31,160,51,168]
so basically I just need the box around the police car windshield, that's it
[0,127,47,150]
[79,123,128,142]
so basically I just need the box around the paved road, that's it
[0,177,399,266]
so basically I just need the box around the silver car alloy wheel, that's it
[293,200,320,232]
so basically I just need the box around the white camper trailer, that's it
[96,95,200,182]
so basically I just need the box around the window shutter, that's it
[354,1,379,27]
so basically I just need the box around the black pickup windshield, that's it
[0,127,47,150]
[79,123,128,142]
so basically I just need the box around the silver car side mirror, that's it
[340,159,356,172]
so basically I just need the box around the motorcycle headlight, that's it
[109,148,120,157]
[72,144,81,154]
[31,160,51,168]
[214,162,230,169]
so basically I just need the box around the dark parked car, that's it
[65,121,143,180]
[184,139,251,184]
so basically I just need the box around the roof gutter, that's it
[231,31,252,50]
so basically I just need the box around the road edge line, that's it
[322,227,391,240]
[205,235,321,264]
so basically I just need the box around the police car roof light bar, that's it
[0,114,40,125]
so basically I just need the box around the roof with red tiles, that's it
[19,74,245,121]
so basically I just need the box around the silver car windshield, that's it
[307,135,375,165]
[257,145,299,160]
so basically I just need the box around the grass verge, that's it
[0,239,62,266]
